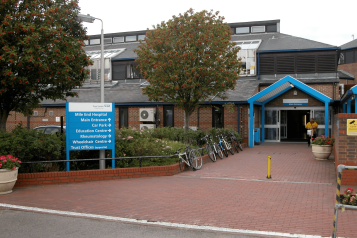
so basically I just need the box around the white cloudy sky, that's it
[78,0,356,47]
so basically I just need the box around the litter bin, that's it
[254,128,260,144]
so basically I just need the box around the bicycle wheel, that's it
[214,144,224,160]
[178,158,185,172]
[228,143,234,155]
[221,143,228,157]
[206,144,216,162]
[231,139,239,153]
[237,141,244,151]
[189,149,203,170]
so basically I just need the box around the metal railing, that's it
[332,164,357,238]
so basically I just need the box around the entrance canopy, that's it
[340,84,357,113]
[247,76,331,147]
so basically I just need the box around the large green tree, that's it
[0,0,90,130]
[135,9,240,131]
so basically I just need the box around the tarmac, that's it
[1,142,357,237]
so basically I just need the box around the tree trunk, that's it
[0,109,9,131]
[184,110,190,133]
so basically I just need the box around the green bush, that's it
[0,125,241,172]
[0,125,64,173]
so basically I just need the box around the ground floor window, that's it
[119,108,128,128]
[212,106,224,128]
[163,106,174,127]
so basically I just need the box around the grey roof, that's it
[339,70,355,79]
[340,39,357,50]
[231,32,337,52]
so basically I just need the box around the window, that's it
[212,106,224,128]
[235,40,261,76]
[112,61,142,80]
[251,26,265,33]
[119,108,128,128]
[113,64,126,80]
[138,35,145,41]
[355,50,357,62]
[126,35,136,42]
[346,51,354,64]
[163,106,174,127]
[104,38,112,44]
[113,37,124,43]
[339,52,345,64]
[266,25,277,32]
[90,39,100,45]
[127,64,140,79]
[84,40,89,45]
[236,27,249,34]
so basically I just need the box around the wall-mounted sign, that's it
[347,119,357,136]
[66,103,115,171]
[283,99,308,106]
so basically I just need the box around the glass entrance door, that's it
[280,110,287,139]
[264,109,280,142]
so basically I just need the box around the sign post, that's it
[66,102,115,171]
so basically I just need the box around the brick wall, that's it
[15,155,210,187]
[333,113,357,185]
[338,62,357,84]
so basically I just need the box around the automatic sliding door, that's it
[265,109,280,142]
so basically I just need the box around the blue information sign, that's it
[66,102,115,171]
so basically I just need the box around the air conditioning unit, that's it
[182,126,198,131]
[140,124,156,130]
[139,108,156,121]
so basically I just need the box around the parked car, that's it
[34,126,66,135]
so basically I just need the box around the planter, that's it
[0,168,18,195]
[311,144,333,160]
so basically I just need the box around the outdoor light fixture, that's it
[290,83,294,88]
[77,13,105,170]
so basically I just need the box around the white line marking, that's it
[0,203,327,238]
[174,175,333,185]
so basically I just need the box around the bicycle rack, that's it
[332,164,357,238]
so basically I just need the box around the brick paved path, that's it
[1,143,357,237]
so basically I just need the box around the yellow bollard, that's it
[267,156,272,179]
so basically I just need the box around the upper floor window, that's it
[89,39,100,45]
[251,26,265,33]
[339,50,357,64]
[126,35,136,42]
[266,25,277,32]
[113,37,124,43]
[236,27,250,34]
[112,61,142,80]
[104,38,112,44]
[235,40,261,76]
[138,35,145,41]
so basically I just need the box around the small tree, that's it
[0,0,91,130]
[135,9,240,132]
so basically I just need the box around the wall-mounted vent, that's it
[49,111,53,116]
[33,111,38,116]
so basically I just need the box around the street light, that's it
[77,13,105,169]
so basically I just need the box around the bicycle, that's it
[217,134,229,157]
[227,133,239,153]
[201,135,216,162]
[176,146,203,171]
[221,134,234,155]
[229,132,243,151]
[208,135,224,160]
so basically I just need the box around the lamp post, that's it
[77,14,105,169]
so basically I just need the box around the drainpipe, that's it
[197,106,200,129]
[257,52,260,80]
[237,104,240,134]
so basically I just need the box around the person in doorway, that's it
[305,118,318,147]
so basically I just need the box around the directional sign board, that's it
[66,102,115,171]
